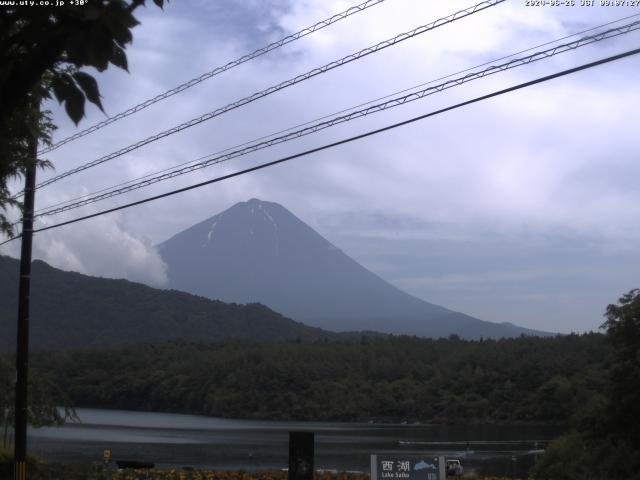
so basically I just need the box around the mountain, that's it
[159,198,548,339]
[0,255,337,352]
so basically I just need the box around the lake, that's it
[26,408,563,477]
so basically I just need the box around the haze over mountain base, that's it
[159,199,549,339]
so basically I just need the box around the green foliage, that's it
[531,434,591,480]
[0,103,54,236]
[0,445,11,464]
[532,430,640,480]
[29,333,608,425]
[0,357,77,448]
[0,445,45,479]
[0,0,164,235]
[601,288,640,447]
[533,289,640,480]
[0,0,163,126]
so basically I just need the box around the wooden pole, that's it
[14,122,37,480]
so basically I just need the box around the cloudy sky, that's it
[2,0,639,333]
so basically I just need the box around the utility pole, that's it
[14,112,38,480]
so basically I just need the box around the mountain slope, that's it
[159,199,548,338]
[0,255,336,351]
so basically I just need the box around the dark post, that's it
[14,130,37,480]
[288,431,314,480]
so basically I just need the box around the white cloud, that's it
[3,0,639,332]
[1,210,168,287]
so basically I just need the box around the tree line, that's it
[25,332,608,425]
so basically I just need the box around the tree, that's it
[0,358,76,448]
[0,0,166,235]
[601,288,640,448]
[0,102,55,235]
[533,289,640,480]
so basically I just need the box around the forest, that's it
[1,289,639,479]
[24,332,608,425]
[0,255,336,352]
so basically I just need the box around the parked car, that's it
[445,459,464,477]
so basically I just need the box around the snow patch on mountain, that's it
[263,208,277,231]
[205,221,217,245]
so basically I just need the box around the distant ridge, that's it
[159,198,550,339]
[0,255,337,351]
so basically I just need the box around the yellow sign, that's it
[103,448,112,462]
[14,460,27,480]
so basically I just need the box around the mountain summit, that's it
[159,199,547,338]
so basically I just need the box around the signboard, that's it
[289,431,314,480]
[371,454,445,480]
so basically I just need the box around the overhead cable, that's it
[33,12,640,216]
[38,0,389,155]
[31,20,640,219]
[27,0,504,194]
[1,45,636,246]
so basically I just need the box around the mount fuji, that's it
[158,199,548,339]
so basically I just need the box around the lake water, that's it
[26,408,563,477]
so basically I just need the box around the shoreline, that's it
[63,405,569,428]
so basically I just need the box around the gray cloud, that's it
[3,0,639,333]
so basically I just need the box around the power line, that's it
[26,0,504,194]
[30,20,640,219]
[32,12,640,217]
[2,46,637,246]
[38,0,389,155]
